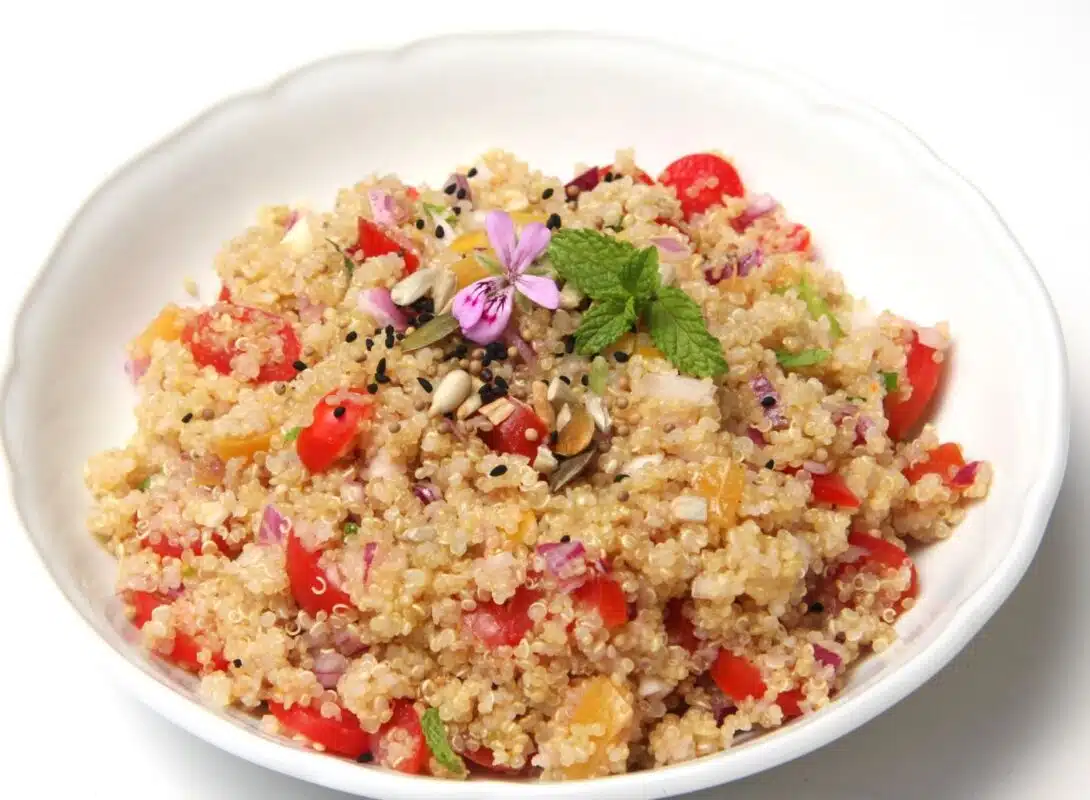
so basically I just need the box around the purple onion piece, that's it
[258,504,288,546]
[412,482,441,505]
[537,540,587,576]
[854,416,875,446]
[744,426,768,446]
[950,461,982,489]
[732,194,777,231]
[362,542,378,584]
[312,650,349,689]
[736,248,764,278]
[750,375,787,428]
[565,166,600,195]
[710,692,737,725]
[443,173,473,205]
[125,355,150,384]
[813,643,842,670]
[332,630,366,658]
[704,262,734,285]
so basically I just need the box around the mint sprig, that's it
[548,230,727,377]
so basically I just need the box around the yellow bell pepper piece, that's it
[449,229,489,254]
[562,677,633,779]
[212,432,271,463]
[695,458,744,527]
[131,305,186,357]
[451,256,494,289]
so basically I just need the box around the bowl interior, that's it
[0,33,1065,799]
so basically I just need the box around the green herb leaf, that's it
[547,229,636,300]
[421,708,465,775]
[797,275,843,338]
[647,287,728,378]
[575,296,637,355]
[620,247,661,299]
[282,426,302,443]
[343,522,359,536]
[474,252,503,275]
[881,371,899,392]
[400,313,461,352]
[589,356,609,395]
[776,348,831,368]
[138,476,152,492]
[326,238,356,278]
[423,202,457,227]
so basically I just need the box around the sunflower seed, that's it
[391,267,437,307]
[429,369,472,416]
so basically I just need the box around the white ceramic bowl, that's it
[0,32,1068,800]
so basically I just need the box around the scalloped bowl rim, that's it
[0,31,1069,800]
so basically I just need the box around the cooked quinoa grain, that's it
[88,148,989,780]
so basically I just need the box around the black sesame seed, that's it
[454,344,469,358]
[293,360,307,371]
[385,325,395,336]
[333,406,346,418]
[489,465,508,477]
[614,473,629,483]
[346,331,358,343]
[435,226,445,239]
[467,167,478,177]
[559,375,571,385]
[417,377,433,393]
[564,336,576,354]
[546,213,562,230]
[376,373,391,384]
[542,187,554,199]
[761,395,777,408]
[495,376,508,391]
[417,312,434,325]
[480,368,493,383]
[367,383,379,394]
[765,459,776,470]
[410,296,435,313]
[232,658,243,668]
[365,338,374,351]
[809,602,825,614]
[385,335,396,349]
[456,188,467,200]
[549,431,559,446]
[603,171,615,182]
[415,218,425,230]
[452,205,462,216]
[479,385,497,404]
[395,333,404,341]
[374,327,384,337]
[581,375,589,386]
[376,357,387,374]
[614,351,631,363]
[560,534,571,543]
[357,752,374,764]
[481,358,492,369]
[181,412,193,424]
[495,384,508,397]
[443,184,456,195]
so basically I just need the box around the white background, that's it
[1,1,1087,798]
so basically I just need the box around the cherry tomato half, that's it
[809,473,861,509]
[573,575,628,629]
[903,442,965,485]
[884,331,943,441]
[478,400,548,462]
[286,530,353,617]
[269,701,370,759]
[462,586,541,648]
[659,153,745,220]
[183,304,300,384]
[370,699,428,774]
[296,389,375,473]
[827,531,919,616]
[145,530,237,559]
[348,218,420,275]
[710,650,767,703]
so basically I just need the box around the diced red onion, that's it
[732,194,777,231]
[813,643,842,670]
[801,460,832,475]
[565,166,600,195]
[368,189,402,228]
[750,375,787,428]
[412,482,441,505]
[651,236,689,262]
[502,326,537,368]
[744,426,768,446]
[736,248,764,278]
[443,174,473,206]
[312,650,349,689]
[950,461,982,489]
[332,630,366,657]
[362,542,378,584]
[537,540,592,593]
[357,288,408,332]
[854,415,875,446]
[710,692,737,725]
[258,504,288,546]
[125,355,150,384]
[283,209,300,231]
[704,262,733,285]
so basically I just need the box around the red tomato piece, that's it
[776,689,806,720]
[809,473,861,509]
[370,699,428,774]
[146,530,236,559]
[664,597,701,652]
[269,701,370,759]
[830,532,919,615]
[128,590,166,629]
[348,217,420,275]
[463,586,542,648]
[126,591,228,673]
[659,153,745,220]
[183,304,301,384]
[286,530,353,617]
[884,331,943,441]
[296,389,375,473]
[597,165,655,185]
[761,222,812,254]
[463,746,526,774]
[710,650,767,702]
[478,400,548,462]
[574,576,628,629]
[903,442,966,485]
[217,284,232,303]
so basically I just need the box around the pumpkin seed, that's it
[548,449,596,492]
[554,405,594,456]
[400,313,461,352]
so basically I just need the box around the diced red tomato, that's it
[827,531,919,615]
[761,222,812,254]
[776,689,806,720]
[597,165,655,185]
[659,153,745,220]
[574,576,628,629]
[478,400,548,461]
[884,331,943,441]
[370,699,428,774]
[903,442,966,485]
[269,701,370,759]
[146,530,237,559]
[463,746,527,774]
[286,530,353,617]
[463,586,541,648]
[710,650,767,702]
[809,473,861,509]
[183,304,301,384]
[664,597,701,652]
[126,591,228,673]
[296,388,375,473]
[405,187,420,200]
[217,284,232,303]
[347,217,420,274]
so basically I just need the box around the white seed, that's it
[555,403,573,433]
[558,282,584,310]
[671,495,708,522]
[391,267,437,306]
[455,393,483,420]
[532,447,559,474]
[584,395,611,433]
[479,398,515,426]
[431,268,458,313]
[429,369,472,416]
[547,376,576,406]
[622,453,664,475]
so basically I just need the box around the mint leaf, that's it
[620,247,661,299]
[282,426,302,443]
[797,275,843,338]
[343,522,359,536]
[588,356,608,395]
[648,287,727,378]
[421,708,465,775]
[881,371,898,392]
[575,296,637,355]
[548,229,636,300]
[326,238,355,278]
[776,348,831,368]
[138,476,152,492]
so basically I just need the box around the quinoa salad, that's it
[86,149,990,780]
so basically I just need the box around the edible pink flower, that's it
[452,210,558,344]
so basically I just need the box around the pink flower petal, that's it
[509,222,552,275]
[486,210,518,268]
[515,273,560,309]
[462,287,514,344]
[452,278,498,330]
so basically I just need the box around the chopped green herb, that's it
[343,522,359,536]
[797,275,843,338]
[776,348,831,368]
[422,202,457,227]
[400,313,461,352]
[421,708,465,775]
[589,356,608,395]
[282,426,302,443]
[881,371,899,392]
[138,476,152,491]
[326,238,356,278]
